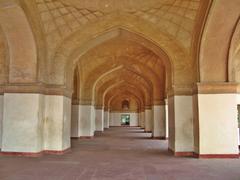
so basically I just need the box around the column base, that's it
[71,136,94,139]
[94,131,103,136]
[152,136,168,140]
[71,137,80,139]
[44,148,71,155]
[0,148,71,157]
[0,151,43,157]
[193,153,239,159]
[79,136,94,139]
[168,148,194,157]
[144,130,152,133]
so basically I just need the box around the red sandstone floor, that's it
[0,127,240,180]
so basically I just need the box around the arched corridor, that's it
[1,127,240,180]
[0,0,240,179]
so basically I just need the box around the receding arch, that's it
[96,80,148,107]
[103,83,147,109]
[88,55,165,102]
[84,66,153,103]
[228,18,240,83]
[107,91,142,112]
[50,13,194,90]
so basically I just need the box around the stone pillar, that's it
[138,112,141,127]
[193,83,239,158]
[1,93,44,154]
[1,92,71,156]
[237,101,240,146]
[44,95,71,152]
[144,107,152,132]
[104,108,110,129]
[79,105,95,138]
[71,104,80,138]
[0,94,3,149]
[165,99,169,138]
[168,89,194,156]
[140,111,145,129]
[152,104,166,139]
[95,107,104,132]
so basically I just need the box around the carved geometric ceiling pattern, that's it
[35,0,200,54]
[129,0,200,49]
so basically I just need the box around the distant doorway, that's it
[121,114,130,126]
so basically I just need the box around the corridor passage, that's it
[0,127,240,180]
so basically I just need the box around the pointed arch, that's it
[49,13,194,91]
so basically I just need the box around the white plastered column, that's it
[144,108,152,132]
[152,105,166,139]
[168,95,194,155]
[44,95,71,151]
[0,94,3,149]
[2,94,72,153]
[237,96,240,146]
[2,93,44,153]
[71,104,80,138]
[138,112,142,127]
[140,111,145,129]
[104,109,110,129]
[79,105,95,137]
[165,99,169,138]
[95,107,104,132]
[193,86,239,157]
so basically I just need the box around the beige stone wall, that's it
[0,95,3,148]
[0,26,8,85]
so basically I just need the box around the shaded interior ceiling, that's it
[73,32,166,112]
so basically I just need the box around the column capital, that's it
[0,83,73,98]
[193,82,238,94]
[79,98,94,105]
[153,99,165,105]
[168,85,193,97]
[145,105,152,110]
[95,105,104,110]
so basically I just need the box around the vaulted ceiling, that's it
[0,0,210,111]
